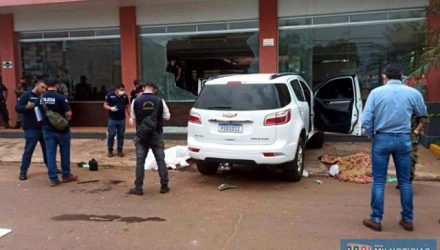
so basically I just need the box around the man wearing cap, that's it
[103,83,130,157]
[128,82,171,195]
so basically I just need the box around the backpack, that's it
[136,97,161,140]
[40,95,69,131]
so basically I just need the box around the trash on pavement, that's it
[144,145,190,170]
[387,177,398,183]
[218,183,238,191]
[302,169,309,178]
[329,164,339,177]
[88,158,98,171]
[0,228,12,238]
[77,180,100,184]
[77,162,89,169]
[314,180,323,185]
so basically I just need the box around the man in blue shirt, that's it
[103,83,129,157]
[362,64,427,232]
[15,80,48,180]
[42,77,77,187]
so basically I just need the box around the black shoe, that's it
[19,173,27,181]
[128,188,143,196]
[56,169,62,174]
[160,185,170,194]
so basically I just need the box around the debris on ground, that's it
[77,180,100,184]
[387,177,398,183]
[218,183,238,191]
[0,228,12,238]
[329,164,339,177]
[302,169,309,178]
[320,152,372,184]
[314,180,323,185]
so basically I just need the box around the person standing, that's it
[0,76,11,129]
[15,80,48,180]
[362,63,427,232]
[128,82,171,195]
[41,77,77,187]
[103,83,130,157]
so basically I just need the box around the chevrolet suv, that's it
[187,73,362,181]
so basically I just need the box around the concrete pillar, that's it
[0,14,20,126]
[119,6,139,97]
[259,0,278,73]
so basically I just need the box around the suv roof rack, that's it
[207,74,235,81]
[270,72,296,80]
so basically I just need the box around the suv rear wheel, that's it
[283,138,305,182]
[196,160,219,175]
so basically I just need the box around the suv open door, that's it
[313,75,362,135]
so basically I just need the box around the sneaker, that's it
[128,188,144,196]
[362,218,382,232]
[160,185,170,194]
[108,151,114,157]
[50,180,61,187]
[62,174,78,183]
[117,151,124,157]
[19,173,27,181]
[399,220,414,231]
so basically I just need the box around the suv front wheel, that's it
[283,138,305,182]
[196,160,219,175]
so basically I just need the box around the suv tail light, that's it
[188,111,201,124]
[264,110,291,126]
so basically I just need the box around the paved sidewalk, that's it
[0,137,439,180]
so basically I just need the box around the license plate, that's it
[218,123,243,133]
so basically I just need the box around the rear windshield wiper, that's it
[207,106,232,110]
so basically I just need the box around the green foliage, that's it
[409,1,440,78]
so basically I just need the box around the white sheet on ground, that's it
[0,228,12,238]
[144,145,190,170]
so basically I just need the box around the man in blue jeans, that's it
[15,80,48,180]
[103,83,129,157]
[362,64,427,232]
[42,77,77,187]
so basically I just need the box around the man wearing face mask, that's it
[103,83,130,157]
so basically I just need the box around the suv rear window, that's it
[194,83,291,110]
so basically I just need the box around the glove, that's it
[110,106,118,112]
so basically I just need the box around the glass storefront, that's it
[140,21,259,102]
[20,29,121,101]
[279,9,426,100]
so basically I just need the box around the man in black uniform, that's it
[103,83,130,157]
[42,77,77,187]
[15,80,48,180]
[128,82,171,195]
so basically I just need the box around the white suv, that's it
[187,73,362,181]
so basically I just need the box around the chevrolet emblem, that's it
[223,112,237,118]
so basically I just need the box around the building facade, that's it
[0,0,438,127]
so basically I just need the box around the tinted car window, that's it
[290,80,305,102]
[195,83,290,110]
[299,80,311,104]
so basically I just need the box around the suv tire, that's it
[306,131,324,148]
[283,138,305,182]
[196,160,219,175]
